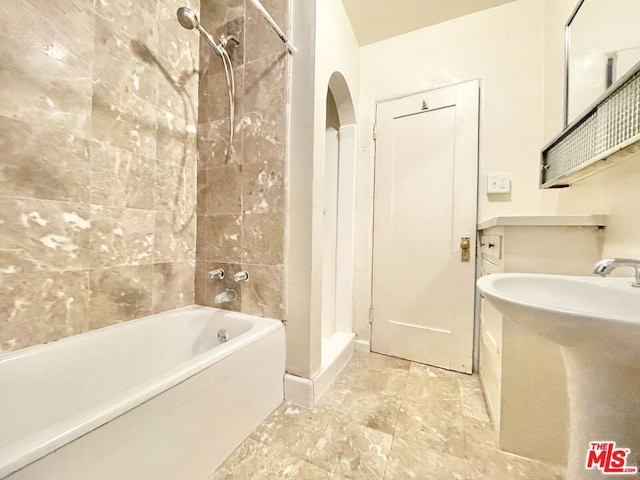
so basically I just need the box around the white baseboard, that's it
[284,334,355,408]
[283,374,314,408]
[314,334,354,401]
[354,338,370,352]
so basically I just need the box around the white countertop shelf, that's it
[477,215,607,230]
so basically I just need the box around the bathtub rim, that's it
[0,305,284,479]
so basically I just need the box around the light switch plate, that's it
[487,174,511,194]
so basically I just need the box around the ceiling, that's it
[341,0,518,46]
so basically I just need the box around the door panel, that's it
[371,81,479,373]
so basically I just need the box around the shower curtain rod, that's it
[249,0,297,54]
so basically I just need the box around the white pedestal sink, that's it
[477,273,640,480]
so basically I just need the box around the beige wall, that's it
[353,0,640,343]
[195,0,289,319]
[355,0,547,340]
[0,0,200,353]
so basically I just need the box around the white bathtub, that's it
[0,305,285,480]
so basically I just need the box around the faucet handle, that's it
[209,268,225,280]
[233,271,249,282]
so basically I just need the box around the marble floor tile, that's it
[385,436,477,480]
[351,352,411,372]
[261,402,336,431]
[333,360,365,386]
[458,376,491,423]
[338,387,402,435]
[404,365,461,402]
[250,409,327,461]
[457,371,482,390]
[463,416,497,448]
[315,382,352,410]
[208,352,565,480]
[410,361,461,379]
[395,398,467,458]
[294,462,346,480]
[209,438,304,480]
[351,367,409,398]
[309,421,393,480]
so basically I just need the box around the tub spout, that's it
[213,288,237,304]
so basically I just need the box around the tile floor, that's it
[210,352,566,480]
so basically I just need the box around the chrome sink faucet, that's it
[593,258,640,287]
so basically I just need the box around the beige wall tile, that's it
[241,214,284,265]
[205,166,243,215]
[194,260,209,305]
[242,110,286,165]
[152,262,195,313]
[0,197,91,274]
[156,109,197,163]
[0,271,89,353]
[244,0,288,63]
[240,264,283,318]
[0,116,91,203]
[155,212,196,263]
[194,0,288,320]
[89,265,153,329]
[199,0,243,31]
[0,0,93,137]
[91,83,158,159]
[90,206,155,268]
[154,154,197,213]
[244,54,287,116]
[199,61,244,124]
[242,162,285,215]
[197,115,244,168]
[90,142,155,210]
[93,0,159,48]
[0,0,200,353]
[204,215,242,262]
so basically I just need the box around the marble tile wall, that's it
[195,0,288,319]
[0,0,200,353]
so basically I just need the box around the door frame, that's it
[368,79,480,371]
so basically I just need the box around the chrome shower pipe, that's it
[176,7,236,157]
[249,0,297,54]
[196,24,225,57]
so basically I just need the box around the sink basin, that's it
[478,273,640,350]
[477,273,640,480]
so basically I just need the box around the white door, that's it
[371,81,479,373]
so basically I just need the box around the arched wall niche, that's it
[318,70,358,390]
[328,71,356,126]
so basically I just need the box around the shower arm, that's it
[249,0,297,54]
[196,25,225,56]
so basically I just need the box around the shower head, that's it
[176,7,200,30]
[176,6,225,56]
